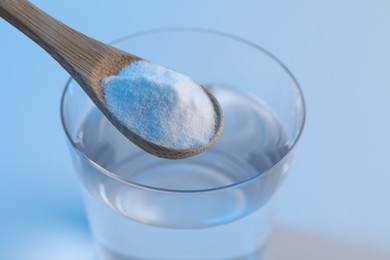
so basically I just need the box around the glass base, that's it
[96,243,266,260]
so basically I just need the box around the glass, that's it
[61,28,305,260]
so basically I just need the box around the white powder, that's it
[101,60,216,149]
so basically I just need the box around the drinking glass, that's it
[61,28,305,260]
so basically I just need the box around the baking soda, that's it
[101,60,216,149]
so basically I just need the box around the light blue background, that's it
[1,0,389,259]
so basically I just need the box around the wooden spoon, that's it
[0,0,224,159]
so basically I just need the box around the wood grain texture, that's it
[0,0,224,159]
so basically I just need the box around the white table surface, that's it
[1,0,389,259]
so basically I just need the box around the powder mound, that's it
[102,60,216,149]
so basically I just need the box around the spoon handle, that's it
[0,0,137,101]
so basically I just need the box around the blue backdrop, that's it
[1,0,389,259]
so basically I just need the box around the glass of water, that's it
[61,28,305,260]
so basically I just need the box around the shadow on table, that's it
[264,225,390,260]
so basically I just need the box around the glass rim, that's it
[60,27,306,194]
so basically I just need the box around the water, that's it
[75,85,290,260]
